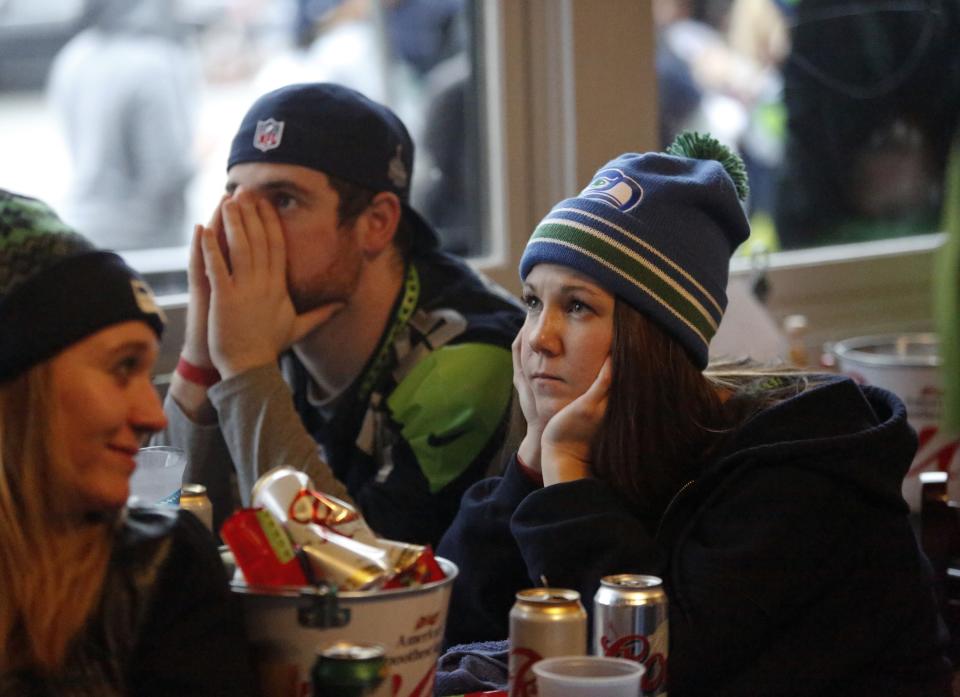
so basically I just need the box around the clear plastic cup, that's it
[128,446,188,506]
[533,655,645,697]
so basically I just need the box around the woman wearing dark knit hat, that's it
[0,191,257,696]
[436,134,952,696]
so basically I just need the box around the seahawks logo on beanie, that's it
[581,168,644,212]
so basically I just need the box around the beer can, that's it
[179,483,213,532]
[594,574,669,696]
[508,588,586,697]
[311,641,387,697]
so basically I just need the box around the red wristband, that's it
[176,356,221,387]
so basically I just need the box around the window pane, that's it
[655,0,960,253]
[0,0,488,284]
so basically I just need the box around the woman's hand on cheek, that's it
[513,332,544,472]
[541,356,611,486]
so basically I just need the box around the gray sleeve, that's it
[207,363,353,507]
[155,394,238,532]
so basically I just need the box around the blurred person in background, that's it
[414,48,479,257]
[255,0,397,107]
[774,0,960,249]
[159,83,524,547]
[725,0,789,228]
[412,1,480,257]
[0,190,256,696]
[654,0,787,226]
[384,0,465,78]
[47,0,199,250]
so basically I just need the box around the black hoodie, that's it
[438,376,952,696]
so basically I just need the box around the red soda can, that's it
[508,588,586,697]
[594,574,669,696]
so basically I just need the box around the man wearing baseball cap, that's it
[160,83,523,545]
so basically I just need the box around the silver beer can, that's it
[594,574,669,696]
[508,587,586,697]
[179,483,213,532]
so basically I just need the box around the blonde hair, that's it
[0,364,113,673]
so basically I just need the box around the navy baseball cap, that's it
[228,82,439,250]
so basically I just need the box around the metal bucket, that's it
[832,333,959,512]
[232,557,458,697]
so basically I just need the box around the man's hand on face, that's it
[181,199,226,369]
[200,192,345,379]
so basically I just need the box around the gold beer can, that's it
[508,588,586,697]
[179,483,213,532]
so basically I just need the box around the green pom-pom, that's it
[666,131,750,202]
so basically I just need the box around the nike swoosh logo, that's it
[427,427,469,448]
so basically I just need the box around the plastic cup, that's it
[533,655,645,697]
[128,446,188,506]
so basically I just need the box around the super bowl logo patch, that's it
[581,168,643,212]
[253,118,285,152]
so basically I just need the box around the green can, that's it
[311,641,387,697]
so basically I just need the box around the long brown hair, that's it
[592,300,816,519]
[592,301,744,519]
[0,364,113,673]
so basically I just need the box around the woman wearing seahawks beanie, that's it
[438,134,951,696]
[0,191,257,696]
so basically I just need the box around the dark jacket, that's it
[0,508,258,697]
[438,376,953,696]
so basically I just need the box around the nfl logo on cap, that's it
[253,118,284,152]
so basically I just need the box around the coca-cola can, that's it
[508,588,586,697]
[593,574,669,696]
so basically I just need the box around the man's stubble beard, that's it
[288,234,364,315]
